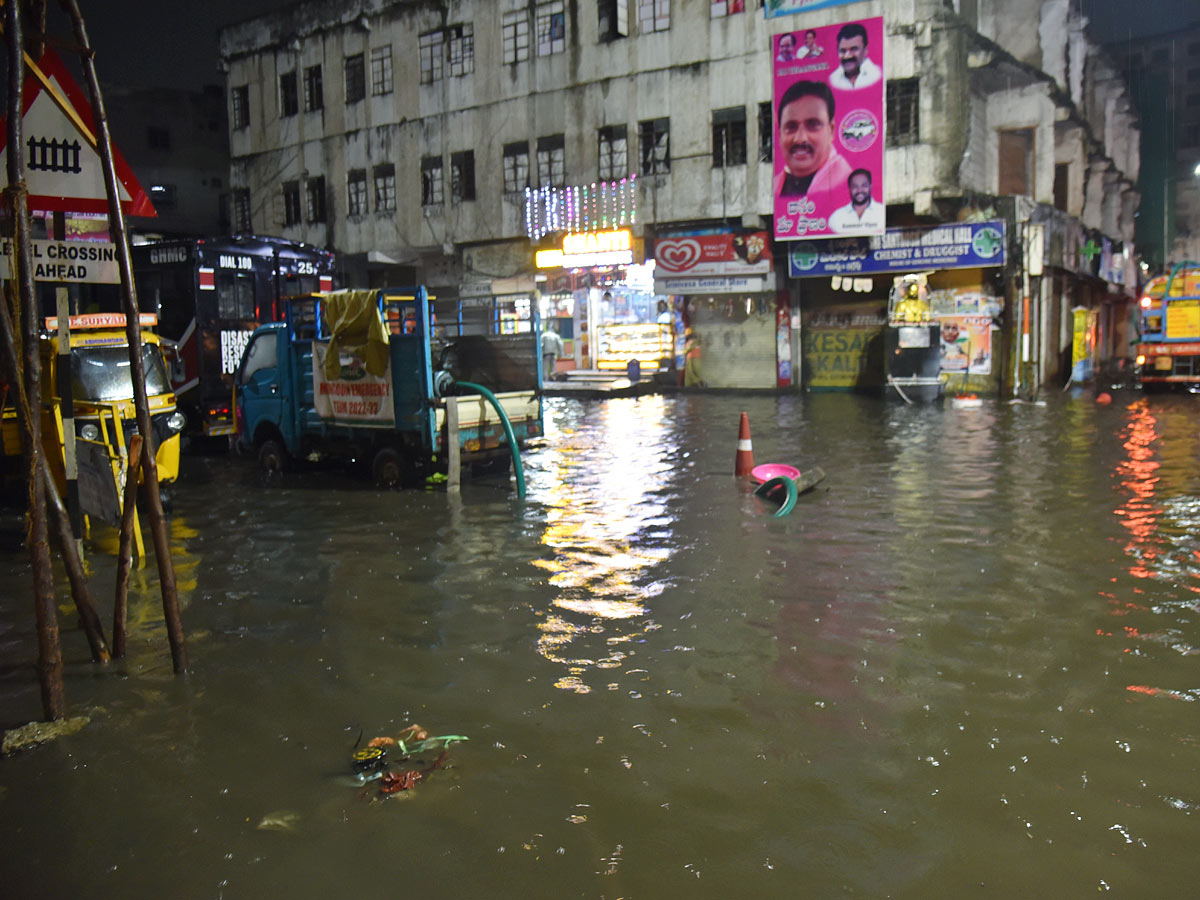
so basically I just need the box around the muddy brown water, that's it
[1,391,1198,898]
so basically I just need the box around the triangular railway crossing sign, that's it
[0,49,156,218]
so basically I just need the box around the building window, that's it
[710,0,745,17]
[147,126,171,150]
[279,71,298,117]
[757,101,772,162]
[216,272,256,320]
[537,134,565,188]
[638,0,669,33]
[639,118,670,174]
[232,188,251,231]
[599,125,628,180]
[448,24,474,77]
[998,128,1035,196]
[420,30,446,84]
[374,164,396,212]
[1053,163,1069,212]
[599,0,629,41]
[305,176,327,223]
[503,11,530,64]
[886,78,920,147]
[345,54,366,104]
[231,85,249,130]
[370,46,393,95]
[712,107,746,167]
[282,181,301,226]
[347,169,368,216]
[451,151,476,202]
[537,1,566,56]
[503,142,530,194]
[148,184,176,209]
[422,157,444,206]
[304,65,323,111]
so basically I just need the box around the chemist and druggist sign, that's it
[788,221,1007,278]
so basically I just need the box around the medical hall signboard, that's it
[772,16,885,243]
[787,221,1008,278]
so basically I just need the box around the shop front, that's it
[787,220,1008,396]
[652,231,788,389]
[536,228,675,376]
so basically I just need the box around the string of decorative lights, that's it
[525,175,637,241]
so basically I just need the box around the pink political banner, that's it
[772,16,885,243]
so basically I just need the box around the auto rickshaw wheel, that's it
[372,447,406,487]
[257,439,288,474]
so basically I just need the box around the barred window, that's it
[305,176,326,223]
[448,24,474,77]
[536,1,565,56]
[374,164,396,212]
[345,54,365,103]
[231,85,249,130]
[712,107,746,167]
[420,30,446,84]
[639,118,669,175]
[537,134,565,188]
[279,71,298,117]
[598,0,629,41]
[451,151,476,202]
[886,78,920,147]
[421,157,444,206]
[503,142,530,194]
[757,101,773,162]
[282,181,301,226]
[638,0,669,33]
[347,169,368,216]
[370,46,393,95]
[232,188,251,231]
[503,11,530,64]
[304,65,323,111]
[710,0,745,17]
[599,125,628,181]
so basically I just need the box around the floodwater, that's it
[2,391,1199,898]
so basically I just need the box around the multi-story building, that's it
[218,0,1139,395]
[103,83,232,238]
[1112,21,1200,272]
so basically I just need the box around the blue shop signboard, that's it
[788,220,1006,278]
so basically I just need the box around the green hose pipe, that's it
[455,381,526,499]
[753,475,798,518]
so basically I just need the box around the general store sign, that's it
[652,274,774,295]
[788,220,1006,277]
[653,232,772,277]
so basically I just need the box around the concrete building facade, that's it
[218,0,1140,395]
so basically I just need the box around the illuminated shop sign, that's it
[536,229,633,269]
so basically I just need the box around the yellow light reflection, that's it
[533,397,674,692]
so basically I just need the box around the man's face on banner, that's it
[838,34,867,80]
[779,94,833,178]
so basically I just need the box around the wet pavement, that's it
[1,390,1199,897]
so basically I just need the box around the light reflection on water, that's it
[2,391,1200,897]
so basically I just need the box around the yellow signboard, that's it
[1166,298,1200,339]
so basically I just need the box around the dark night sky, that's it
[50,0,1197,93]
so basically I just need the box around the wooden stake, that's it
[112,433,143,659]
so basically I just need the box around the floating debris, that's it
[2,716,92,755]
[346,723,467,800]
[256,810,300,832]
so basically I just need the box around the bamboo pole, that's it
[112,433,143,658]
[60,0,187,672]
[5,0,65,719]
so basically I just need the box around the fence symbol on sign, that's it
[27,136,82,173]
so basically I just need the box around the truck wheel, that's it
[372,447,406,487]
[258,439,288,474]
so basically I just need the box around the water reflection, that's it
[531,397,675,692]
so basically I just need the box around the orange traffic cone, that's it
[734,412,755,476]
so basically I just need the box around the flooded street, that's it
[2,391,1199,898]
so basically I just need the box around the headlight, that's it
[79,423,100,441]
[166,411,187,434]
